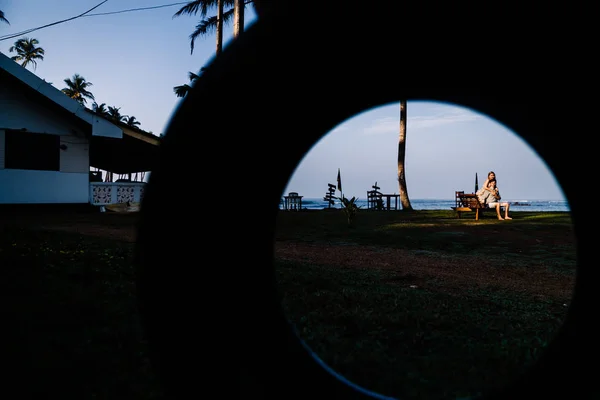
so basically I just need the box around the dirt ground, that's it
[274,242,575,302]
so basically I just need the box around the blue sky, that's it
[0,1,566,200]
[0,0,257,135]
[284,102,566,201]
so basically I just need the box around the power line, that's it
[0,1,190,42]
[83,2,190,17]
[0,0,108,41]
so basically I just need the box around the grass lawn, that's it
[0,209,577,399]
[274,209,577,399]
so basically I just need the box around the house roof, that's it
[1,51,160,174]
[90,134,160,173]
[0,51,122,138]
[89,115,161,173]
[91,113,161,146]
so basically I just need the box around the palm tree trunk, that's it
[233,0,245,37]
[398,100,413,211]
[216,0,224,55]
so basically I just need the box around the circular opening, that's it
[275,101,576,399]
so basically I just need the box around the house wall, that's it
[0,77,89,136]
[59,135,89,173]
[0,79,91,203]
[0,168,89,203]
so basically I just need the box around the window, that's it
[4,130,60,171]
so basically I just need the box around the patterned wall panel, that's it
[92,185,112,204]
[117,185,135,203]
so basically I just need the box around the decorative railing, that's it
[89,182,146,205]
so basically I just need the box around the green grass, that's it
[274,209,577,399]
[275,210,576,262]
[0,210,577,399]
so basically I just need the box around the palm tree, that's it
[173,0,251,55]
[0,10,9,24]
[107,106,126,122]
[174,0,227,55]
[397,100,413,211]
[233,0,245,37]
[62,74,95,105]
[174,71,202,97]
[8,37,45,70]
[125,115,141,128]
[92,101,108,116]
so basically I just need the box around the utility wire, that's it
[0,1,190,42]
[83,2,189,17]
[0,0,108,41]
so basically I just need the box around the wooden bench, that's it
[451,191,490,220]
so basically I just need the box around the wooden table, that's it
[283,194,303,210]
[381,194,399,210]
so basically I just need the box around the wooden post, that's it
[324,183,336,208]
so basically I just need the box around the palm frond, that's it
[62,74,95,104]
[173,0,215,18]
[189,16,218,54]
[0,10,9,24]
[221,7,235,24]
[80,90,95,102]
[126,116,141,127]
[188,8,234,54]
[173,84,191,98]
[188,71,201,81]
[173,1,204,17]
[8,37,45,69]
[96,105,108,115]
[107,108,126,122]
[173,1,235,18]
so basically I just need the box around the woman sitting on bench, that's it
[478,179,512,220]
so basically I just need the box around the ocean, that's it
[294,198,570,212]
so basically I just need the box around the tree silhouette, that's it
[61,74,95,105]
[9,37,45,70]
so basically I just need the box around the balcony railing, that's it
[90,182,145,205]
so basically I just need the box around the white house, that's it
[0,51,160,206]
